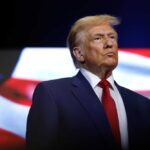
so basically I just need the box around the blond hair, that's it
[67,14,120,67]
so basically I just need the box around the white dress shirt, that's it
[80,68,128,150]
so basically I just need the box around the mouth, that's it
[105,52,116,57]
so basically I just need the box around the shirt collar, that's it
[80,68,115,89]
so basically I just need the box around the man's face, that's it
[79,23,118,73]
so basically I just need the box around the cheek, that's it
[114,42,118,49]
[83,43,104,60]
[88,48,102,58]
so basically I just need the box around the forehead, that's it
[87,23,116,36]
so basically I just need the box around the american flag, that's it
[0,48,150,149]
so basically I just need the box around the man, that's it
[26,15,150,150]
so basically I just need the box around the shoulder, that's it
[115,82,150,102]
[35,77,73,91]
[35,71,83,89]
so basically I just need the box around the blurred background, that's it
[1,0,150,48]
[0,0,150,149]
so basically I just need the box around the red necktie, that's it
[99,80,121,145]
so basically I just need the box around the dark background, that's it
[1,0,150,49]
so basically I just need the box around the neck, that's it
[81,66,113,79]
[96,70,112,79]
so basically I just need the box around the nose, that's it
[103,36,113,49]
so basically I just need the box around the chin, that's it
[106,62,118,69]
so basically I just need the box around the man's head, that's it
[67,14,120,78]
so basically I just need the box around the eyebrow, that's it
[93,32,116,36]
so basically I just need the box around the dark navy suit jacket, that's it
[26,71,150,150]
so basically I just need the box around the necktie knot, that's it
[99,79,109,88]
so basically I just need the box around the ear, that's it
[73,47,85,62]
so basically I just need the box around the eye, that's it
[110,35,115,39]
[109,34,117,40]
[94,36,101,41]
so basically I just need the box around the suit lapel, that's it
[71,72,116,145]
[115,82,141,148]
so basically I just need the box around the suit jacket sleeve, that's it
[26,82,60,150]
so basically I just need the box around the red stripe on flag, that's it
[0,77,40,106]
[119,48,150,58]
[0,128,25,150]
